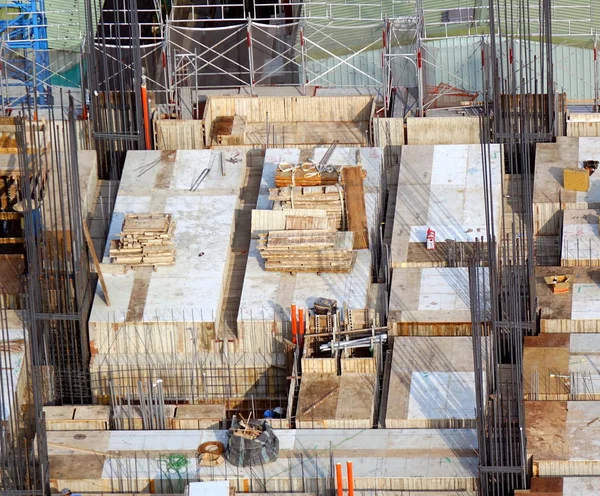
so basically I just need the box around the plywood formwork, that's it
[46,429,478,493]
[0,310,28,432]
[154,119,205,150]
[89,351,289,405]
[381,337,485,429]
[567,113,600,137]
[295,371,376,429]
[406,117,481,145]
[204,96,373,147]
[390,144,502,268]
[88,150,245,359]
[533,137,600,236]
[560,208,600,266]
[0,254,25,309]
[525,401,600,477]
[388,267,489,336]
[535,266,600,334]
[523,333,600,401]
[112,405,176,430]
[44,406,110,431]
[171,405,225,430]
[237,147,382,352]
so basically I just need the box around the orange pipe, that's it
[291,304,297,344]
[335,463,343,496]
[141,79,151,150]
[347,461,354,496]
[298,308,305,347]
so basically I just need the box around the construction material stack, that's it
[258,229,355,272]
[270,185,345,229]
[109,213,175,267]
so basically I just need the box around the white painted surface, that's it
[406,144,501,243]
[89,150,245,327]
[188,481,230,496]
[418,268,471,311]
[0,311,25,422]
[238,147,381,320]
[561,209,600,263]
[407,371,477,420]
[563,477,600,494]
[46,428,478,480]
[571,283,600,320]
[577,138,600,203]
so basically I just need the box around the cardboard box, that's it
[564,168,590,192]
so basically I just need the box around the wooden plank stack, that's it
[258,229,356,272]
[270,185,345,229]
[275,163,340,187]
[275,163,367,187]
[109,213,175,267]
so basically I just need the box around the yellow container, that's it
[564,168,590,192]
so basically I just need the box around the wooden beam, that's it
[82,221,111,307]
[0,237,24,244]
[342,166,369,249]
[0,212,21,221]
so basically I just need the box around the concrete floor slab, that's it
[388,267,489,335]
[237,147,380,349]
[383,337,485,428]
[88,150,245,356]
[391,144,502,268]
[48,428,478,493]
[526,400,600,476]
[561,209,600,266]
[533,266,600,333]
[524,333,600,400]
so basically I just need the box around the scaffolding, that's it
[0,0,85,110]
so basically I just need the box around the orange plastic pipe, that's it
[347,461,354,496]
[141,78,151,150]
[298,307,305,347]
[335,463,343,496]
[291,304,297,344]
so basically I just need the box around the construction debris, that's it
[227,416,279,467]
[109,213,176,267]
[258,230,356,272]
[544,274,572,294]
[270,185,345,229]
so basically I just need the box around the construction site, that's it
[4,0,600,495]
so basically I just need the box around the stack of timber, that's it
[270,186,345,229]
[275,163,341,187]
[109,213,175,267]
[258,229,355,272]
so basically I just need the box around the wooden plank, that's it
[342,166,369,249]
[83,221,111,307]
[0,254,25,294]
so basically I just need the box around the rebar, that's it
[470,1,556,494]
